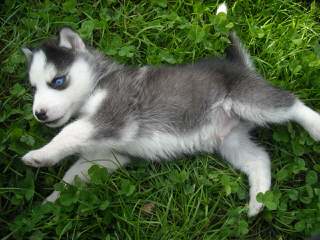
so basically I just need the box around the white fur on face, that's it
[29,50,94,127]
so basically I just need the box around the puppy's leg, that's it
[22,119,94,167]
[218,124,271,217]
[45,152,130,202]
[241,99,320,141]
[229,81,320,140]
[291,101,320,141]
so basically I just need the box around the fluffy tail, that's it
[216,2,228,15]
[216,3,254,69]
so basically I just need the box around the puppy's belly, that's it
[123,118,240,161]
[81,108,240,161]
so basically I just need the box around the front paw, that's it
[22,149,56,167]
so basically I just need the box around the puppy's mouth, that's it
[44,117,64,127]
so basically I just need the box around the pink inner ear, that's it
[75,38,85,50]
[59,28,85,51]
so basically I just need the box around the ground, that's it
[1,0,320,239]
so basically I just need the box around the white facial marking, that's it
[29,50,94,127]
[29,50,56,86]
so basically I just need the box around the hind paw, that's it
[307,124,320,141]
[44,191,60,203]
[248,200,264,217]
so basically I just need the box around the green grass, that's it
[1,0,320,239]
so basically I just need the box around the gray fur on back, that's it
[91,51,295,140]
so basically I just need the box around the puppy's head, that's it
[22,28,94,128]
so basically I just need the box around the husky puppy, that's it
[21,3,320,216]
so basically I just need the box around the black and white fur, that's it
[21,4,320,216]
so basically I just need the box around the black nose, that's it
[35,109,48,121]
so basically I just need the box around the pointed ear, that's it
[21,47,33,63]
[59,27,86,51]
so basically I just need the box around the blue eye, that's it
[49,76,67,90]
